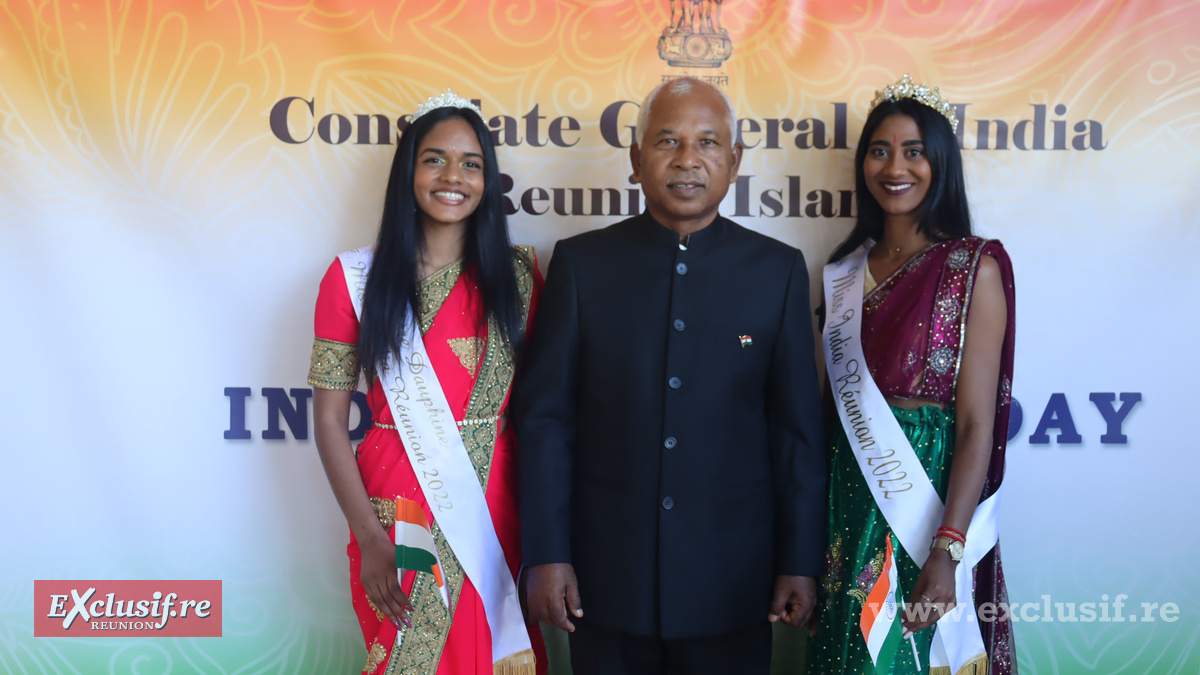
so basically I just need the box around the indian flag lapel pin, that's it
[739,335,753,348]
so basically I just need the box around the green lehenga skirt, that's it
[806,405,955,675]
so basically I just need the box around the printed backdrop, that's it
[2,1,1197,673]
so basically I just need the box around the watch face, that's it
[949,541,965,560]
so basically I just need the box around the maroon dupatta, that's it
[862,236,1018,673]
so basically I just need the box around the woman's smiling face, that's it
[412,116,486,232]
[862,113,931,225]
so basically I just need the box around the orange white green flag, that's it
[860,534,904,673]
[394,497,449,607]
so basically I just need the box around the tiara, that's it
[869,74,958,132]
[410,89,484,123]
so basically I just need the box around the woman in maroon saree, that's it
[808,77,1018,674]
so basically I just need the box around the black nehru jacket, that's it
[517,212,826,639]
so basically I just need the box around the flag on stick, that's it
[860,535,904,672]
[395,497,449,607]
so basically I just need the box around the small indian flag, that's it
[860,535,904,673]
[395,497,449,607]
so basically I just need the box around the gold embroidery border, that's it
[460,247,535,492]
[930,651,989,675]
[447,336,484,376]
[512,245,536,323]
[386,519,465,675]
[365,595,385,622]
[369,497,396,531]
[462,315,510,489]
[418,259,464,335]
[364,639,387,673]
[387,248,535,673]
[308,337,359,391]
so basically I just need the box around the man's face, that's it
[630,85,742,232]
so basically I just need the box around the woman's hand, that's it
[902,253,1007,636]
[902,549,957,636]
[313,388,414,629]
[360,528,414,630]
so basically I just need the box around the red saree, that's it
[308,248,546,675]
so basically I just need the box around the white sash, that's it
[822,245,1002,674]
[339,247,532,667]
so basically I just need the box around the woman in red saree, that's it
[808,76,1018,674]
[308,92,546,674]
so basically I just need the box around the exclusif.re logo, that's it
[34,580,222,637]
[659,0,732,68]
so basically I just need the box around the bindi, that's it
[892,134,898,145]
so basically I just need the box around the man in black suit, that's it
[517,77,826,674]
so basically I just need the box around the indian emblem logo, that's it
[659,0,732,68]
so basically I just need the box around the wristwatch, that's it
[930,536,964,562]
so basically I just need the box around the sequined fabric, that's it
[308,337,359,390]
[807,405,953,674]
[810,237,1018,674]
[860,238,988,404]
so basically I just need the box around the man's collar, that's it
[639,211,729,249]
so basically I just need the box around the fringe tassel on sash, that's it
[931,651,989,675]
[494,648,537,675]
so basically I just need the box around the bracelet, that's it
[935,526,966,544]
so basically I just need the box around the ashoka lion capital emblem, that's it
[659,0,731,68]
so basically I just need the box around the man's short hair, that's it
[635,77,738,148]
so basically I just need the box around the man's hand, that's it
[525,563,583,632]
[768,575,817,628]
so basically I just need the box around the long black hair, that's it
[828,97,973,263]
[357,106,524,380]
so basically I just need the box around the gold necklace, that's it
[875,238,930,258]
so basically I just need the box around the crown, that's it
[870,74,958,132]
[410,89,484,123]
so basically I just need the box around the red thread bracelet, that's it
[935,527,966,543]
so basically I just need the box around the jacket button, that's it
[675,262,688,275]
[668,377,681,389]
[664,436,677,449]
[662,496,674,510]
[673,319,685,331]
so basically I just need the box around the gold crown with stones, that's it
[869,74,958,132]
[410,89,484,122]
